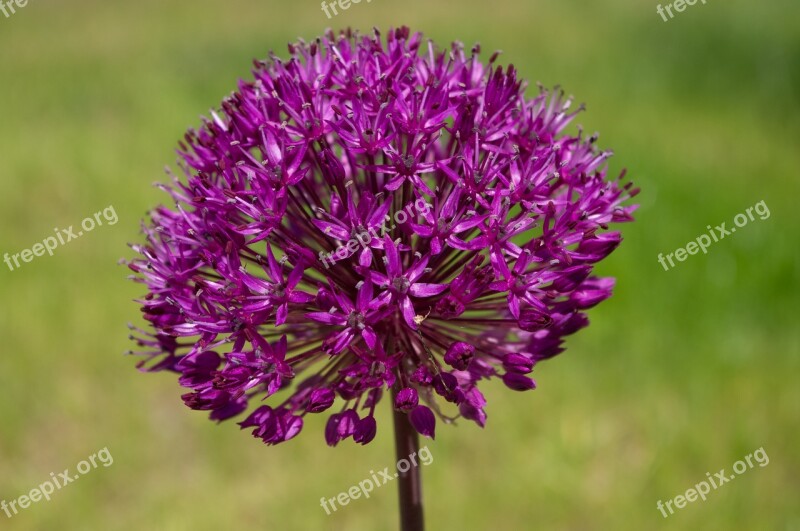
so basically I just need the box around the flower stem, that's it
[391,389,425,531]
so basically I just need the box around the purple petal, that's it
[362,327,378,349]
[356,280,373,310]
[325,414,342,447]
[275,303,288,326]
[409,282,448,297]
[409,405,436,439]
[383,235,400,275]
[400,296,417,329]
[305,312,346,325]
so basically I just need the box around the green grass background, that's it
[0,0,798,529]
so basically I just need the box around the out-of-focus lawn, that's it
[0,0,798,529]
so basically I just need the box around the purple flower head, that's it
[126,27,637,446]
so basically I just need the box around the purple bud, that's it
[210,396,248,422]
[435,295,465,318]
[306,388,336,413]
[321,149,346,181]
[212,366,252,391]
[502,372,537,391]
[410,366,433,385]
[238,405,283,443]
[281,414,304,443]
[575,232,621,260]
[444,342,475,370]
[254,414,279,442]
[238,405,273,429]
[395,387,419,411]
[409,405,436,439]
[459,401,487,428]
[181,389,230,410]
[502,353,534,374]
[362,388,383,409]
[353,416,377,445]
[559,312,589,335]
[571,279,614,308]
[176,350,222,388]
[518,308,553,331]
[337,409,359,439]
[336,379,361,400]
[465,390,488,425]
[551,265,592,292]
[432,372,457,395]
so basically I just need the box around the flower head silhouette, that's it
[127,27,637,448]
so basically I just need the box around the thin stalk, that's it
[391,387,425,531]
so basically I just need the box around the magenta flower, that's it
[306,279,388,354]
[126,27,637,455]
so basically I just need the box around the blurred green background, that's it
[1,0,798,529]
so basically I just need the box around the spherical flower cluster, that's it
[126,27,637,446]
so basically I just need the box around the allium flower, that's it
[126,27,637,449]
